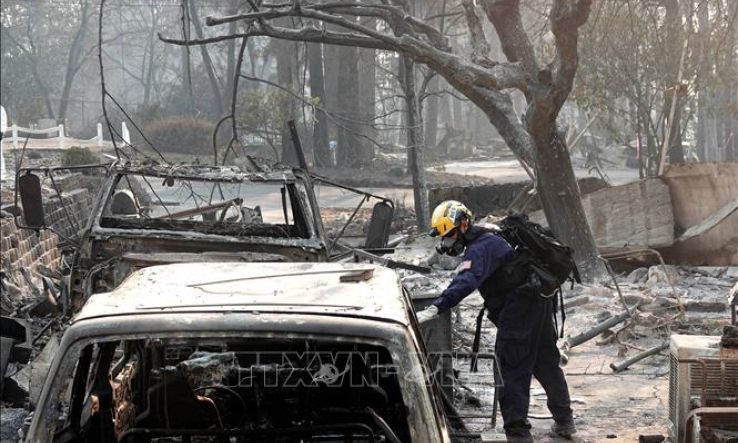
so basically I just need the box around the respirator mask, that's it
[436,230,466,256]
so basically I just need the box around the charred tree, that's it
[663,0,684,166]
[336,44,363,166]
[188,1,224,119]
[424,74,440,156]
[58,1,92,122]
[401,56,430,230]
[357,44,376,166]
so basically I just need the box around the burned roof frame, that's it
[87,165,325,249]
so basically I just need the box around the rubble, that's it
[0,408,27,443]
[11,334,59,408]
[385,227,737,441]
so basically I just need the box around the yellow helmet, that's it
[429,200,472,237]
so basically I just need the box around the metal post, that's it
[121,122,131,146]
[12,124,18,149]
[97,123,103,147]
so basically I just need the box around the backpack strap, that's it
[551,286,565,339]
[558,287,566,339]
[470,308,486,373]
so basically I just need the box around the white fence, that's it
[7,123,106,150]
[5,122,132,150]
[1,122,133,181]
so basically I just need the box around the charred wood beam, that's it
[559,311,631,366]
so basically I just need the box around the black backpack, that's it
[493,213,581,296]
[476,213,581,338]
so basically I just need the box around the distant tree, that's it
[573,0,738,172]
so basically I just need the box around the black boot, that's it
[506,420,534,443]
[550,417,577,439]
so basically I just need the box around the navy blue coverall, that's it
[432,226,573,432]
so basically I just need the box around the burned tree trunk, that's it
[424,75,440,156]
[663,0,684,166]
[402,56,430,230]
[357,45,376,165]
[529,123,601,277]
[336,44,362,166]
[58,1,91,122]
[189,1,224,119]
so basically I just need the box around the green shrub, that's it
[61,146,97,167]
[142,117,215,155]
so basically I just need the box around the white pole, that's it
[0,106,7,181]
[121,121,130,146]
[97,123,103,147]
[59,124,65,150]
[12,124,18,149]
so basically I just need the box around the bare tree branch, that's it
[159,25,394,50]
[481,0,540,84]
[207,2,451,50]
[160,25,525,91]
[549,0,592,110]
[461,0,495,67]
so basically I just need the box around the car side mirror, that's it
[17,172,46,229]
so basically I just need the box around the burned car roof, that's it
[74,262,411,325]
[110,162,298,182]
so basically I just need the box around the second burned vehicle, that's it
[17,162,332,311]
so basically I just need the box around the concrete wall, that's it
[428,177,608,217]
[574,178,675,248]
[659,163,738,266]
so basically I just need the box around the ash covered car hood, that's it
[74,262,411,325]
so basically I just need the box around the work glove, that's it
[416,305,439,324]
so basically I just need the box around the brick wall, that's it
[1,187,93,304]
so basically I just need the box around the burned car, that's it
[17,163,330,312]
[26,262,450,443]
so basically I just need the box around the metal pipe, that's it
[598,256,633,317]
[155,198,241,220]
[609,343,669,373]
[560,311,631,366]
[328,195,367,254]
[470,308,486,373]
[312,175,393,203]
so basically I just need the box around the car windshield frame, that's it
[88,167,323,248]
[28,316,445,443]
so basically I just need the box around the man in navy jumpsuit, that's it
[417,201,575,443]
